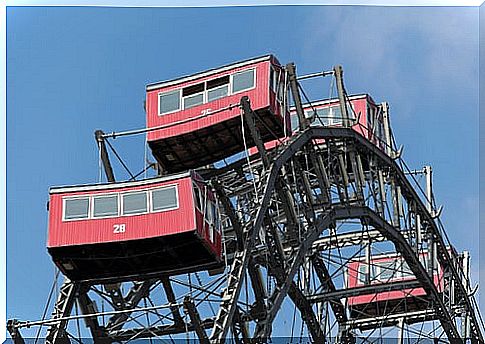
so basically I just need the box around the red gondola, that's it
[292,94,386,148]
[47,171,222,281]
[247,94,387,156]
[345,251,445,318]
[145,55,290,173]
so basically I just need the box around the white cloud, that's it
[301,7,478,115]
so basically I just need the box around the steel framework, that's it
[7,62,484,344]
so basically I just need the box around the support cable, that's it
[34,269,60,344]
[104,139,136,180]
[101,103,239,139]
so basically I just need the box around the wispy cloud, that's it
[301,6,478,117]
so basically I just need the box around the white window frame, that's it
[206,84,229,103]
[182,90,205,110]
[193,183,203,212]
[150,184,179,213]
[91,193,120,219]
[357,263,368,286]
[375,260,397,282]
[231,68,256,95]
[156,68,256,116]
[329,105,343,125]
[158,89,182,116]
[62,196,91,222]
[120,190,149,217]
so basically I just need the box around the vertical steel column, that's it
[162,278,184,326]
[424,165,433,214]
[183,296,210,344]
[333,65,351,128]
[377,169,387,219]
[424,165,435,275]
[381,102,393,156]
[240,96,269,168]
[77,288,108,343]
[286,62,309,131]
[390,177,400,228]
[397,317,405,344]
[462,251,471,291]
[365,242,372,285]
[416,213,423,252]
[46,279,80,344]
[94,130,115,183]
[349,150,365,202]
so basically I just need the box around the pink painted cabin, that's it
[47,171,222,281]
[247,94,386,156]
[145,55,289,173]
[345,251,445,318]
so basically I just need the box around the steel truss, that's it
[7,64,484,344]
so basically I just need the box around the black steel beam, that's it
[286,62,308,130]
[254,209,337,339]
[333,65,351,128]
[311,255,348,323]
[212,178,245,251]
[241,96,270,168]
[282,126,482,340]
[162,278,184,325]
[336,205,461,340]
[287,282,325,342]
[6,319,25,344]
[77,287,109,343]
[106,280,155,332]
[45,279,80,344]
[307,279,422,304]
[109,318,215,341]
[94,130,115,183]
[183,296,210,344]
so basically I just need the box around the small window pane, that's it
[207,85,228,102]
[401,261,413,278]
[232,69,255,93]
[330,106,342,124]
[207,76,229,89]
[93,195,118,218]
[183,93,204,109]
[193,186,202,210]
[367,106,373,128]
[314,108,331,126]
[152,187,178,211]
[205,202,214,224]
[122,192,147,215]
[290,114,299,131]
[270,67,277,92]
[377,261,396,281]
[183,83,204,97]
[277,79,284,101]
[358,264,367,284]
[159,90,180,114]
[65,198,89,220]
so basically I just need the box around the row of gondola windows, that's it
[357,259,414,284]
[290,106,348,131]
[158,68,256,115]
[62,185,179,221]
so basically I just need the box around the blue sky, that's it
[6,4,481,335]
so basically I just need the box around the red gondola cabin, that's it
[47,171,222,281]
[247,94,387,156]
[291,94,386,148]
[345,251,445,319]
[145,55,289,173]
